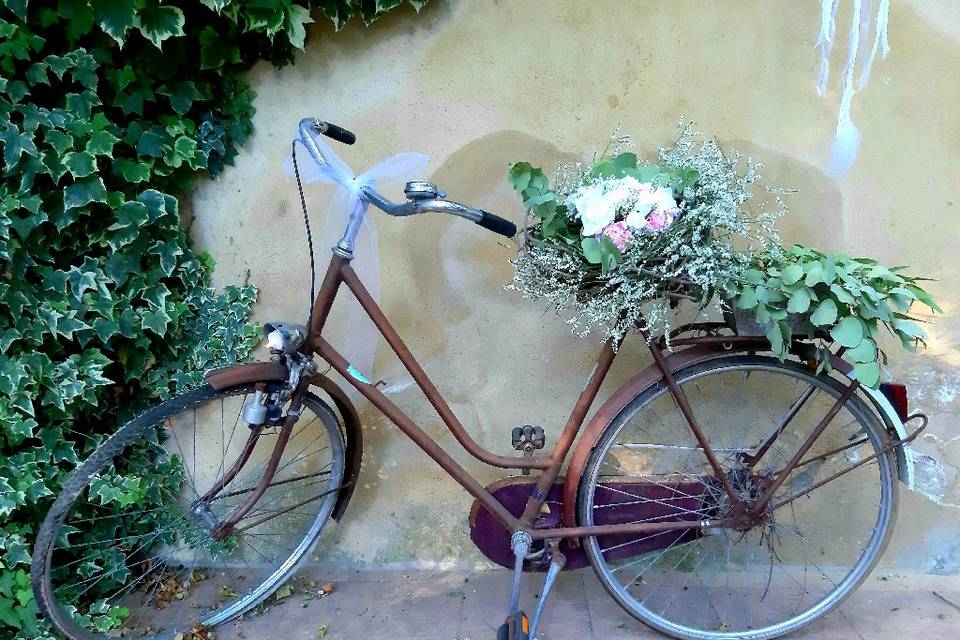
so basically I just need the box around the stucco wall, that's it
[190,0,960,574]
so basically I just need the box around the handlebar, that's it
[362,187,517,238]
[297,116,517,239]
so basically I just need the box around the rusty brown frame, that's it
[214,251,868,541]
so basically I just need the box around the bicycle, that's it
[32,117,930,640]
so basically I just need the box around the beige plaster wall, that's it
[190,0,960,573]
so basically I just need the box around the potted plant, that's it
[730,244,940,386]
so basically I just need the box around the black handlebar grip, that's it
[318,121,356,145]
[476,210,517,238]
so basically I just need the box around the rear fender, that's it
[561,343,913,536]
[203,363,362,522]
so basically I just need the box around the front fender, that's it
[203,362,363,522]
[309,374,363,522]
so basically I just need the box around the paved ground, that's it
[213,567,960,640]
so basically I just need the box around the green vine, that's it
[0,1,426,638]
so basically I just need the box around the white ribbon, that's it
[815,0,890,175]
[285,128,428,388]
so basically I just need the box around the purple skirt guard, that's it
[469,477,707,571]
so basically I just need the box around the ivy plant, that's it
[733,244,940,387]
[0,1,428,638]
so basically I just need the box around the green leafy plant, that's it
[0,1,427,638]
[732,244,940,387]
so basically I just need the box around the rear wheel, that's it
[578,355,897,640]
[32,383,345,640]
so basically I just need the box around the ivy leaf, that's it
[25,61,49,86]
[65,92,97,120]
[199,25,241,69]
[159,81,202,116]
[63,177,108,209]
[91,0,136,43]
[135,5,186,49]
[63,151,97,178]
[44,130,74,154]
[116,158,151,183]
[106,201,149,249]
[141,307,171,335]
[1,124,38,170]
[285,4,314,50]
[200,0,232,12]
[137,129,168,157]
[830,316,864,348]
[86,130,119,157]
[149,240,184,276]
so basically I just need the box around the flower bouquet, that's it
[507,126,779,344]
[506,125,939,388]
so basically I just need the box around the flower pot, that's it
[724,299,811,337]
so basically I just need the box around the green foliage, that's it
[0,1,427,638]
[733,244,940,387]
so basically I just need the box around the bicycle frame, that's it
[232,250,863,542]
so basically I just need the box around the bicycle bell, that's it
[404,181,443,200]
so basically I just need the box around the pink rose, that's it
[644,207,675,232]
[601,221,633,252]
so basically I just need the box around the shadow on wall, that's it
[389,130,576,355]
[726,139,845,251]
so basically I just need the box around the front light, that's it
[262,322,307,354]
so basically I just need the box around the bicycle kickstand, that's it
[498,531,532,640]
[529,540,565,640]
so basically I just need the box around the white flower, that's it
[605,176,644,206]
[624,206,651,230]
[652,187,679,213]
[568,184,615,236]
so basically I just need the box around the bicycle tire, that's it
[577,355,898,640]
[31,383,346,640]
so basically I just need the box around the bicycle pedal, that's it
[497,611,530,640]
[511,425,545,451]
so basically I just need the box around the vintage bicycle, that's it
[32,118,929,640]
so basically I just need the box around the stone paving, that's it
[213,567,960,640]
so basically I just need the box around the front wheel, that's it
[577,355,897,640]
[32,383,345,640]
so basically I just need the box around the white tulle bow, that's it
[284,127,428,389]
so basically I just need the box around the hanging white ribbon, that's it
[815,0,890,175]
[284,128,428,388]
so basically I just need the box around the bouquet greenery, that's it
[507,126,780,344]
[507,126,938,388]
